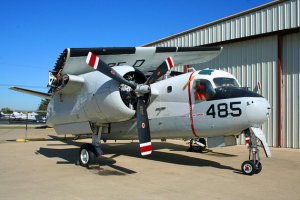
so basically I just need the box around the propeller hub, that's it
[135,84,150,96]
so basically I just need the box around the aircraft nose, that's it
[246,98,271,126]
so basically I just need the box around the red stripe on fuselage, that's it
[187,72,198,137]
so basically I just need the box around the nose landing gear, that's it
[241,128,264,175]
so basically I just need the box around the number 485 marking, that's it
[206,102,242,118]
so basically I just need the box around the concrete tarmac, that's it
[0,128,299,200]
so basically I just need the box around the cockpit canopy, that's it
[213,77,239,88]
[191,69,263,101]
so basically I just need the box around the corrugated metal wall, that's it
[282,32,300,148]
[151,0,300,47]
[192,36,278,146]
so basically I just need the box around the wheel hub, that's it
[80,149,89,165]
[244,164,252,173]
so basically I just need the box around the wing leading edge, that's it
[53,46,222,76]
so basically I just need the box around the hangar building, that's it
[144,0,300,149]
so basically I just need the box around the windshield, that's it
[213,78,239,88]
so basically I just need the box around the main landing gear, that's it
[241,129,262,175]
[79,126,103,168]
[189,138,207,152]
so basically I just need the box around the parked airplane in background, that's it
[12,112,38,121]
[0,111,40,122]
[0,112,13,119]
[10,47,271,175]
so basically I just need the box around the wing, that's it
[54,47,222,76]
[10,87,51,99]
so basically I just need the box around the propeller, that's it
[86,52,136,89]
[86,52,174,156]
[146,56,174,85]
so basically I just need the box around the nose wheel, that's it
[241,129,263,175]
[241,160,262,175]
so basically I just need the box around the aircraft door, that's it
[190,79,217,136]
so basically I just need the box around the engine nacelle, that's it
[47,66,148,128]
[83,66,146,123]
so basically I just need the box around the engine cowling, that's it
[82,66,148,123]
[47,66,149,127]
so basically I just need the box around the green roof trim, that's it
[198,69,214,75]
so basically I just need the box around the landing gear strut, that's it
[79,126,103,168]
[241,129,262,175]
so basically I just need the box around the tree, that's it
[1,107,13,114]
[37,99,50,116]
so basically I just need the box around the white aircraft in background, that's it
[11,47,271,175]
[9,112,38,121]
[0,112,13,119]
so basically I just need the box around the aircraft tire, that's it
[253,160,262,174]
[79,144,96,168]
[189,138,206,152]
[241,160,257,175]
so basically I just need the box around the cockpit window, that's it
[194,79,216,102]
[213,78,239,88]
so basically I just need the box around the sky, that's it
[0,0,271,111]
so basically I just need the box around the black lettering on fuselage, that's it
[206,101,242,118]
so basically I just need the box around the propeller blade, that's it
[86,52,136,89]
[136,97,152,156]
[146,57,175,85]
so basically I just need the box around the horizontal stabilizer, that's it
[10,87,51,99]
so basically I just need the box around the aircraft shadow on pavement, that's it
[36,135,237,175]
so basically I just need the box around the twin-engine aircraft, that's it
[11,47,271,175]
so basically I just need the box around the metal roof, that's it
[144,0,299,47]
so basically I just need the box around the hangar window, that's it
[213,78,239,88]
